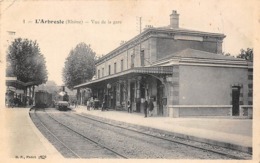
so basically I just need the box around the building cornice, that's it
[152,57,250,69]
[178,62,250,69]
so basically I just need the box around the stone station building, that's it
[75,10,253,118]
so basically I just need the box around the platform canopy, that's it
[74,66,173,89]
[6,77,41,90]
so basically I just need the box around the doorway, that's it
[232,86,241,116]
[157,80,164,116]
[130,82,135,111]
[112,86,116,109]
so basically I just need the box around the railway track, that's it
[30,108,251,159]
[68,112,251,160]
[30,108,128,158]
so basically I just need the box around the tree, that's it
[63,43,96,89]
[6,38,48,84]
[236,48,253,62]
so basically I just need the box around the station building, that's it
[5,77,37,106]
[75,11,253,118]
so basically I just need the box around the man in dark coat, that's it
[144,99,148,118]
[102,100,105,111]
[148,99,154,116]
[127,100,132,113]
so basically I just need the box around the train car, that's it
[35,91,53,108]
[55,86,70,110]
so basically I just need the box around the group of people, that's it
[85,98,104,111]
[71,100,78,108]
[86,99,95,110]
[127,99,154,118]
[6,96,33,108]
[83,97,155,118]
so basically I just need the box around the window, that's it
[108,65,111,75]
[114,62,117,74]
[121,59,124,71]
[140,50,144,66]
[98,69,100,78]
[248,90,253,97]
[130,48,136,68]
[131,54,135,68]
[102,68,104,77]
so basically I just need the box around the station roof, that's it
[152,48,250,68]
[157,48,246,62]
[6,77,40,89]
[74,66,173,89]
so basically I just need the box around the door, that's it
[157,80,164,116]
[112,86,116,108]
[130,82,135,110]
[232,86,240,116]
[140,82,146,99]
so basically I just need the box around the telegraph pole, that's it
[136,17,142,34]
[139,17,142,34]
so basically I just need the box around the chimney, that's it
[170,10,179,28]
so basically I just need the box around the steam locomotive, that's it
[55,86,70,110]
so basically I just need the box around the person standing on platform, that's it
[127,100,132,113]
[144,99,148,118]
[102,99,106,111]
[75,100,78,108]
[148,99,154,117]
[87,100,90,110]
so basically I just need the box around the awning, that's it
[6,80,26,89]
[6,86,16,92]
[15,90,24,94]
[74,66,173,89]
[6,78,42,89]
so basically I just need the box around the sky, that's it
[0,0,257,85]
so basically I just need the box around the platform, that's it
[75,105,252,153]
[0,108,62,160]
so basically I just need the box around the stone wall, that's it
[178,65,248,105]
[156,37,219,60]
